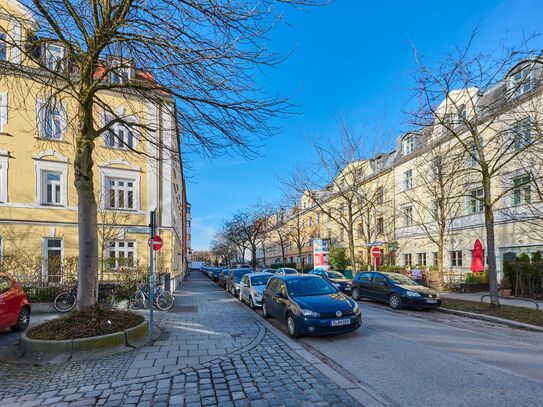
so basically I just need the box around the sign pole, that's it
[149,210,155,342]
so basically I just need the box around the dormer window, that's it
[509,66,534,98]
[403,135,414,156]
[109,58,134,84]
[44,43,65,71]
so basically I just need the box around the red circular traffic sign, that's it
[148,235,163,251]
[371,247,381,258]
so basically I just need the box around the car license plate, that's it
[344,287,351,291]
[330,318,350,327]
[426,299,437,304]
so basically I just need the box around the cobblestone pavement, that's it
[0,273,361,407]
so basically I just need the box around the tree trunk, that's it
[483,178,500,307]
[281,244,285,266]
[436,234,445,290]
[348,232,357,274]
[74,132,98,310]
[298,246,303,272]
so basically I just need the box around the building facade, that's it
[0,0,190,290]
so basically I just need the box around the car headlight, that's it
[332,283,340,288]
[352,303,360,314]
[406,291,421,297]
[254,292,262,298]
[301,309,320,318]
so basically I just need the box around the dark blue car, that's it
[262,275,362,338]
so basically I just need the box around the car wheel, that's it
[389,293,402,310]
[249,297,255,310]
[352,287,361,301]
[286,314,300,339]
[10,307,30,332]
[262,301,270,318]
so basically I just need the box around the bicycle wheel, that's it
[97,290,115,310]
[156,292,174,310]
[54,292,77,312]
[130,292,145,309]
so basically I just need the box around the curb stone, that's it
[438,307,543,332]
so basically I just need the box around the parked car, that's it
[0,273,31,332]
[309,270,352,294]
[210,268,224,282]
[262,275,362,338]
[351,272,441,310]
[218,269,230,288]
[239,272,273,309]
[237,264,252,269]
[226,268,254,296]
[261,268,277,274]
[274,267,299,275]
[203,266,214,278]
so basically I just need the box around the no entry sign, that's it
[371,246,381,258]
[148,235,163,251]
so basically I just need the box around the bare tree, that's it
[210,235,237,268]
[411,36,543,305]
[0,0,320,308]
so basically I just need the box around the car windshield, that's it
[251,275,272,286]
[285,277,337,297]
[234,270,251,282]
[326,271,345,279]
[387,274,418,286]
[282,269,297,274]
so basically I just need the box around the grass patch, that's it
[441,299,543,327]
[27,308,144,340]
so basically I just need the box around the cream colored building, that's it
[0,0,190,290]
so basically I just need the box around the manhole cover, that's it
[170,306,198,313]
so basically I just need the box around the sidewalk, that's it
[0,272,361,407]
[442,292,542,310]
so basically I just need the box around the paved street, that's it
[0,273,359,407]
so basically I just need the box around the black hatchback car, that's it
[262,275,362,338]
[351,272,441,310]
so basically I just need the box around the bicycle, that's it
[54,285,116,312]
[130,284,175,311]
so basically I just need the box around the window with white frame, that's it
[106,240,135,269]
[0,154,7,202]
[0,92,8,132]
[403,135,414,156]
[403,253,412,267]
[404,169,413,190]
[510,66,534,98]
[512,175,531,206]
[106,178,135,210]
[450,250,462,267]
[432,252,438,267]
[43,238,62,281]
[376,217,384,235]
[109,59,133,84]
[417,253,427,267]
[105,123,135,149]
[431,157,443,180]
[511,117,533,150]
[375,186,384,204]
[469,187,484,214]
[44,43,64,71]
[42,171,62,205]
[37,100,66,140]
[404,206,413,226]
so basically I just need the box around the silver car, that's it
[275,267,299,275]
[239,272,273,309]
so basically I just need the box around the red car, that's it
[0,273,31,332]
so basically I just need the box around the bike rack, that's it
[480,294,540,310]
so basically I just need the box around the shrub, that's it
[464,272,488,285]
[329,247,351,271]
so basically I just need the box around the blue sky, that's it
[188,0,543,250]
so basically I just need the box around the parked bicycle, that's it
[54,285,116,312]
[130,284,175,311]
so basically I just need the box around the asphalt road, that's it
[0,313,57,348]
[251,297,543,407]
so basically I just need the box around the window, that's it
[355,272,372,282]
[450,250,462,267]
[43,238,62,282]
[403,135,414,155]
[37,100,66,140]
[307,254,312,264]
[510,67,534,98]
[105,123,135,149]
[0,33,6,61]
[44,44,64,71]
[110,59,132,84]
[431,157,443,180]
[417,253,427,267]
[106,240,135,269]
[432,252,438,267]
[289,256,293,263]
[357,223,364,239]
[375,186,384,204]
[0,154,7,202]
[0,92,7,132]
[106,178,135,210]
[466,138,483,167]
[316,213,321,224]
[372,273,386,284]
[376,217,384,235]
[404,170,413,190]
[511,118,533,150]
[403,253,412,267]
[404,206,413,226]
[42,171,62,205]
[513,175,531,206]
[469,188,484,214]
